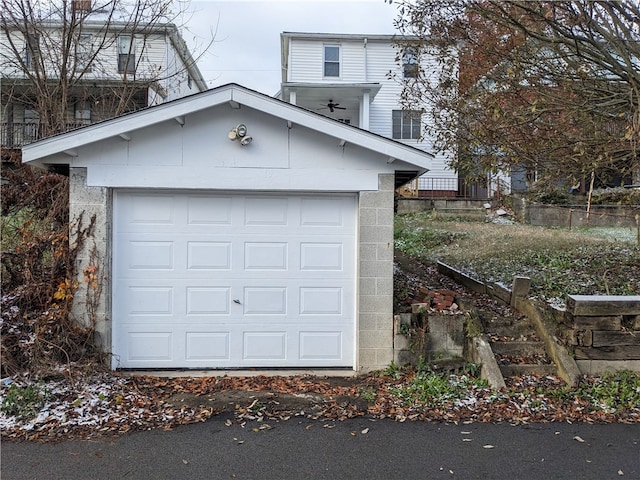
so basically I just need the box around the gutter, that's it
[167,25,208,92]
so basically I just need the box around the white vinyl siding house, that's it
[1,21,207,148]
[280,32,457,195]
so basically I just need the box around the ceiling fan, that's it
[319,100,346,113]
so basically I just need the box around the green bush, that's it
[389,364,488,407]
[1,383,49,420]
[576,370,640,413]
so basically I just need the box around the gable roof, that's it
[22,83,433,173]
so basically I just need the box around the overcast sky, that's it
[180,0,400,95]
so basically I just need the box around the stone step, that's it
[499,364,558,377]
[480,315,514,327]
[485,323,538,339]
[490,340,546,356]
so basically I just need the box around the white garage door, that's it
[112,191,357,369]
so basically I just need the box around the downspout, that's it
[364,37,368,82]
[361,37,368,128]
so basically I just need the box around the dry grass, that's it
[395,214,640,302]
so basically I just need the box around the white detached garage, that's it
[22,84,432,372]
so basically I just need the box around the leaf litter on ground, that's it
[1,366,639,442]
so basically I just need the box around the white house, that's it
[1,15,207,148]
[279,32,457,196]
[22,84,433,373]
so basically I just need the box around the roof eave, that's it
[23,84,433,170]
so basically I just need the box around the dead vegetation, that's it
[1,151,101,379]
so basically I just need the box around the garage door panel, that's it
[126,241,174,269]
[187,196,233,225]
[300,287,342,315]
[186,287,230,315]
[243,332,287,360]
[187,242,232,270]
[244,242,288,270]
[126,286,174,315]
[299,332,342,360]
[244,197,289,226]
[114,191,356,368]
[185,332,230,360]
[300,198,347,226]
[127,331,173,362]
[126,194,176,226]
[243,287,287,315]
[300,242,343,270]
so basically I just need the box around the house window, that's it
[403,47,419,78]
[117,35,135,74]
[72,0,92,13]
[392,110,422,140]
[75,101,92,126]
[324,45,340,77]
[76,34,93,72]
[24,33,40,70]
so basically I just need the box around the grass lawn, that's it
[394,213,640,304]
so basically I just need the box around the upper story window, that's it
[392,110,422,140]
[76,34,93,72]
[117,35,135,74]
[71,0,92,14]
[403,47,419,78]
[324,45,340,77]
[24,33,40,70]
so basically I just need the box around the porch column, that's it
[359,90,370,130]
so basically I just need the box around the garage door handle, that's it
[233,299,242,305]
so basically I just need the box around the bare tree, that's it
[391,0,640,190]
[1,0,210,141]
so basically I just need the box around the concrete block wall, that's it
[357,173,395,371]
[69,167,112,350]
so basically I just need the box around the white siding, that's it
[1,25,203,106]
[285,34,457,186]
[288,40,324,82]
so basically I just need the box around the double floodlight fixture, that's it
[228,123,252,146]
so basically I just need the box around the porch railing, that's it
[1,122,89,148]
[400,176,490,200]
